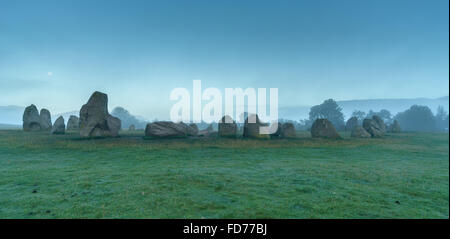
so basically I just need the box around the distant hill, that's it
[279,96,449,120]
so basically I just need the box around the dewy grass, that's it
[0,130,448,218]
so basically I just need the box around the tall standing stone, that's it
[310,119,341,139]
[39,109,52,131]
[23,104,41,132]
[218,115,237,138]
[51,116,65,134]
[66,115,80,131]
[345,117,358,131]
[79,91,121,137]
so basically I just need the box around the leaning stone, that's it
[79,91,121,137]
[310,119,341,139]
[351,125,371,138]
[363,118,384,138]
[51,116,65,134]
[372,115,386,133]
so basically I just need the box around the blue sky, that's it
[1,0,448,120]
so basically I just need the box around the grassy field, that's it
[0,129,448,219]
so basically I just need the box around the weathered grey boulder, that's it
[173,122,198,136]
[311,119,341,139]
[243,114,270,139]
[389,120,401,133]
[51,116,65,134]
[128,124,135,131]
[39,109,52,131]
[145,121,188,138]
[345,116,358,131]
[79,91,121,138]
[363,118,384,138]
[281,123,296,138]
[372,115,386,133]
[188,123,199,136]
[351,125,371,138]
[218,115,237,137]
[66,115,79,131]
[23,104,41,132]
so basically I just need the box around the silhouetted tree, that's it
[435,106,449,132]
[367,109,392,124]
[309,99,345,129]
[351,110,366,123]
[111,107,147,129]
[394,105,436,132]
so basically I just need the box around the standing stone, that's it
[39,109,52,131]
[372,115,386,133]
[23,104,41,132]
[79,91,121,137]
[281,123,296,138]
[389,120,401,133]
[218,115,237,137]
[243,114,270,139]
[310,119,341,139]
[51,116,65,134]
[188,123,199,136]
[66,115,80,131]
[128,124,136,131]
[351,125,371,138]
[345,117,358,131]
[145,121,187,138]
[363,118,384,138]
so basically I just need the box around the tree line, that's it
[291,99,449,132]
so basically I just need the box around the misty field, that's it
[0,130,448,219]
